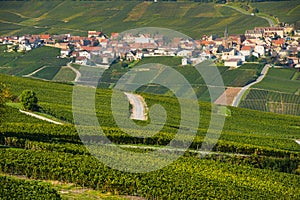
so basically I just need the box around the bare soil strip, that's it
[214,87,242,106]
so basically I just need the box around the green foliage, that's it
[0,106,49,124]
[254,68,300,94]
[0,72,300,198]
[19,90,39,111]
[250,1,300,25]
[239,88,300,115]
[0,175,61,200]
[0,149,300,199]
[32,66,62,80]
[0,82,11,107]
[0,2,269,38]
[53,67,76,82]
[0,46,68,76]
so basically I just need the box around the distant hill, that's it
[0,1,271,38]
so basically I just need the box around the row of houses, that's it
[1,25,299,68]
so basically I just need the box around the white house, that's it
[221,48,236,60]
[177,50,193,57]
[254,45,265,56]
[18,44,32,52]
[181,57,188,66]
[60,48,70,57]
[78,50,91,59]
[240,46,253,57]
[224,59,242,68]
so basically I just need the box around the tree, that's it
[0,83,11,107]
[19,90,39,111]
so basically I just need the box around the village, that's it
[1,25,300,69]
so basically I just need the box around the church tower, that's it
[223,25,231,48]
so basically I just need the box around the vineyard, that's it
[0,46,68,77]
[254,68,300,94]
[0,1,269,38]
[1,70,300,198]
[239,89,300,116]
[0,175,61,199]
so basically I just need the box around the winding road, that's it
[124,92,148,121]
[66,62,81,82]
[232,64,270,107]
[223,5,275,27]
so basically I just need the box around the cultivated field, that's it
[1,72,300,199]
[0,1,270,38]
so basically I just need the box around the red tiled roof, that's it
[241,46,252,51]
[80,46,101,51]
[272,38,285,45]
[40,34,51,39]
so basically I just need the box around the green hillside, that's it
[239,68,300,116]
[1,73,300,155]
[0,1,270,38]
[0,45,68,77]
[1,73,300,199]
[250,1,300,26]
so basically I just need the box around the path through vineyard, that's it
[125,92,148,121]
[19,110,63,125]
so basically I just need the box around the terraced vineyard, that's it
[1,71,300,198]
[239,89,300,116]
[250,0,300,27]
[0,45,68,77]
[240,68,300,116]
[0,1,269,38]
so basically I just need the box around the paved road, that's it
[19,109,63,125]
[232,64,270,107]
[124,92,148,121]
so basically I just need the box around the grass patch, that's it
[254,68,300,94]
[53,67,76,82]
[32,66,61,80]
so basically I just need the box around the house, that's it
[288,57,299,65]
[54,42,69,49]
[272,38,285,48]
[242,39,256,47]
[60,48,70,58]
[177,50,193,57]
[75,56,88,65]
[88,31,102,38]
[40,34,51,40]
[78,50,91,59]
[240,46,253,57]
[245,29,264,38]
[18,43,32,52]
[181,57,188,66]
[110,32,119,40]
[126,50,142,61]
[213,38,223,46]
[221,48,236,60]
[254,27,284,38]
[254,45,265,56]
[224,59,242,68]
[80,46,101,53]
